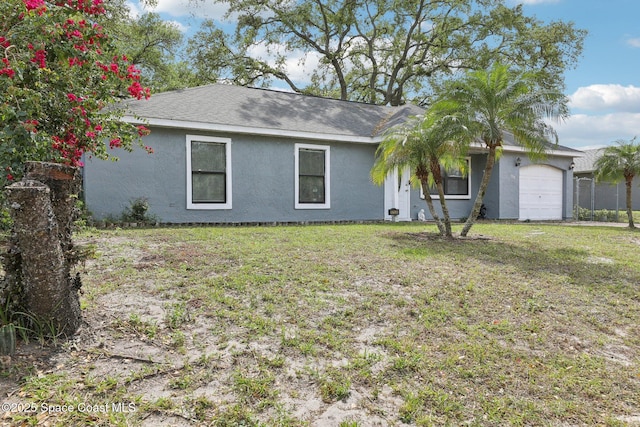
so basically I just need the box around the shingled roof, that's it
[123,84,582,157]
[572,148,604,173]
[497,131,582,157]
[123,84,424,141]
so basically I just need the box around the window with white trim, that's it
[295,143,330,209]
[421,158,471,200]
[186,135,232,209]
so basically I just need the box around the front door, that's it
[384,167,412,221]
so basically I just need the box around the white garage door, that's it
[519,165,563,220]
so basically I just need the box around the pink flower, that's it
[23,0,46,12]
[0,68,15,78]
[109,138,122,149]
[128,82,151,100]
[31,49,47,68]
[67,93,78,102]
[136,125,150,136]
[0,58,14,78]
[23,119,39,133]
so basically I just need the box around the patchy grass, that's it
[1,222,639,426]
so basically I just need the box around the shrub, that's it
[575,207,619,222]
[121,197,157,224]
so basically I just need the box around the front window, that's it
[441,165,469,196]
[422,158,471,200]
[295,143,330,209]
[186,135,232,209]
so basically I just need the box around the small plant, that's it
[399,392,423,423]
[575,206,619,222]
[190,395,214,420]
[165,302,190,329]
[114,313,158,340]
[169,372,194,390]
[319,375,351,403]
[232,369,278,405]
[0,204,12,231]
[169,330,186,352]
[121,197,157,224]
[73,198,93,230]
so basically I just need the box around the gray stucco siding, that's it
[407,154,488,220]
[498,152,574,220]
[404,152,575,221]
[83,127,384,223]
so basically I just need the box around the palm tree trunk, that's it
[420,179,446,236]
[461,145,497,237]
[435,182,452,237]
[626,177,635,228]
[429,158,452,237]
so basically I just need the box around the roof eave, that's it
[124,116,381,144]
[467,141,582,158]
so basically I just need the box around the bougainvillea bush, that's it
[0,0,152,185]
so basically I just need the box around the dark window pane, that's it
[299,175,325,203]
[299,149,325,176]
[192,173,225,203]
[191,141,226,172]
[429,160,469,196]
[444,176,468,195]
[444,166,463,178]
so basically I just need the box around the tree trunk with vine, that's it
[1,162,83,337]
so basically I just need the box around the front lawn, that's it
[1,222,639,426]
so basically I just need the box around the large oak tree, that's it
[187,0,585,105]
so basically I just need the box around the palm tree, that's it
[594,137,640,228]
[372,109,468,238]
[435,63,569,236]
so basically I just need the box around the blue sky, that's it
[129,0,640,150]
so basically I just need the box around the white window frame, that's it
[420,157,471,200]
[295,143,331,209]
[186,135,232,210]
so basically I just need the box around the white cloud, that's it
[133,0,228,20]
[165,19,189,33]
[247,42,322,86]
[158,0,221,18]
[126,1,192,31]
[569,84,640,113]
[125,1,144,18]
[627,38,640,48]
[554,112,640,148]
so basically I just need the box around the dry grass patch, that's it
[0,222,638,426]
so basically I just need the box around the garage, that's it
[519,165,564,220]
